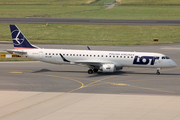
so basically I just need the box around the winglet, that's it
[59,54,70,62]
[87,46,91,50]
[10,25,39,49]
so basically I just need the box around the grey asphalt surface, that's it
[1,18,180,25]
[0,44,180,95]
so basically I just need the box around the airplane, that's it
[7,25,177,75]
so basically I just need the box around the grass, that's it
[1,23,180,46]
[0,52,34,61]
[90,0,116,5]
[0,0,97,5]
[58,5,180,19]
[1,0,180,5]
[0,5,101,18]
[121,0,180,5]
[0,5,180,19]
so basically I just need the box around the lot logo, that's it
[11,30,25,45]
[133,56,159,65]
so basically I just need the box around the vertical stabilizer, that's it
[10,25,39,49]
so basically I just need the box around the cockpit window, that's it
[165,56,170,59]
[162,56,170,59]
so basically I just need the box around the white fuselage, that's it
[21,49,177,69]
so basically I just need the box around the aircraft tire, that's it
[156,71,160,75]
[88,69,93,74]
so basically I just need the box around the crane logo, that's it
[11,30,25,45]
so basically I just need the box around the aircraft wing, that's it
[59,53,112,67]
[72,60,113,67]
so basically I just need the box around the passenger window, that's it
[131,56,133,58]
[94,55,96,57]
[73,54,75,56]
[117,56,118,58]
[98,55,99,57]
[63,54,65,56]
[56,53,58,55]
[70,54,72,56]
[49,53,51,55]
[76,54,78,56]
[113,56,115,57]
[120,56,122,58]
[124,56,126,58]
[101,55,103,57]
[45,53,47,55]
[87,55,88,57]
[90,55,92,57]
[109,56,111,57]
[127,56,129,58]
[52,53,54,55]
[106,55,108,57]
[83,54,85,56]
[79,54,81,56]
[67,54,68,56]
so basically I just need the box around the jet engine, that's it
[100,64,116,72]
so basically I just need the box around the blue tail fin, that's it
[10,25,39,49]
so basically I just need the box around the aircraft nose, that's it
[170,60,177,67]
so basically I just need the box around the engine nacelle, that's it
[100,64,116,72]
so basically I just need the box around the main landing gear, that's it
[156,68,161,75]
[88,69,93,74]
[88,68,98,74]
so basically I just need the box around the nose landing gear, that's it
[156,68,161,75]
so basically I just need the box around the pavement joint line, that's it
[98,81,128,86]
[0,87,82,119]
[161,67,180,71]
[136,96,178,120]
[0,66,179,118]
[83,75,118,88]
[83,82,108,87]
[45,74,85,88]
[133,67,179,75]
[0,73,85,119]
[110,82,128,86]
[8,71,23,74]
[0,74,117,119]
[86,82,128,87]
[70,77,97,82]
[123,77,178,83]
[129,85,177,94]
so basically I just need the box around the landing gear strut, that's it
[93,68,98,73]
[156,68,161,75]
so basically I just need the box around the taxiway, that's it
[0,44,180,120]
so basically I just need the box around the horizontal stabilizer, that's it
[6,49,27,55]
